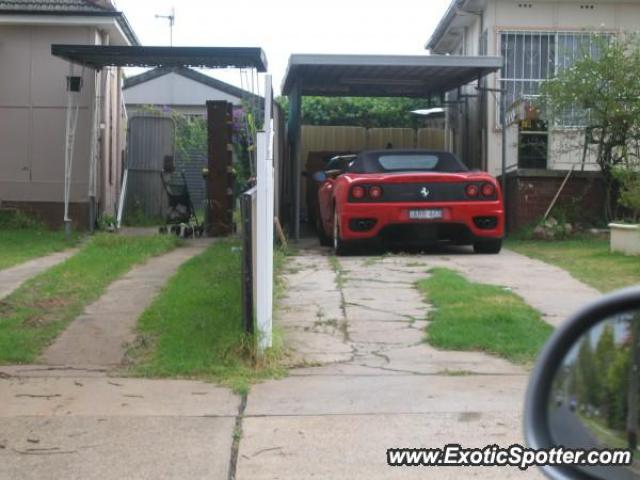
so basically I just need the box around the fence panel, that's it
[175,149,207,214]
[417,128,445,150]
[240,187,257,335]
[366,128,416,149]
[125,115,175,220]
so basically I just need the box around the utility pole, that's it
[155,7,175,46]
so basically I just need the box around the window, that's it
[499,31,611,127]
[378,154,440,171]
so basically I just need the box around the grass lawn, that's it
[508,237,640,292]
[0,230,78,270]
[128,240,286,394]
[0,234,179,364]
[418,268,553,364]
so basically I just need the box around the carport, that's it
[50,44,267,234]
[281,53,503,241]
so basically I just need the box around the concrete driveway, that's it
[234,243,600,479]
[0,242,600,479]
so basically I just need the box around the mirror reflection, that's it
[550,310,640,478]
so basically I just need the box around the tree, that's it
[276,96,433,129]
[594,326,616,417]
[575,336,599,407]
[627,317,640,450]
[539,34,640,221]
[613,161,640,222]
[606,345,630,430]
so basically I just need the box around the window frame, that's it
[497,30,615,129]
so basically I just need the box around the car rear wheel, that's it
[473,239,502,254]
[333,208,349,256]
[316,215,332,247]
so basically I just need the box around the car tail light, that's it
[369,186,383,200]
[352,186,366,199]
[465,184,479,198]
[481,183,496,197]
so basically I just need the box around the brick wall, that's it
[502,170,606,232]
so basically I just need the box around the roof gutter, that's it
[425,0,467,52]
[114,12,138,46]
[0,9,139,45]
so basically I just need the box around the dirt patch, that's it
[23,297,74,327]
[0,300,14,316]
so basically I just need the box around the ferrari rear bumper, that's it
[338,201,504,244]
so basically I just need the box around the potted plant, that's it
[609,163,640,255]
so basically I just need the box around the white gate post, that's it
[256,75,274,353]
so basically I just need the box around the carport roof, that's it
[51,44,268,71]
[281,54,502,97]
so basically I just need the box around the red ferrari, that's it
[315,149,504,255]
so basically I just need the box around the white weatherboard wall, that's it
[0,21,127,222]
[256,75,274,353]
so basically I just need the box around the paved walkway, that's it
[0,368,237,480]
[0,249,78,300]
[41,239,213,367]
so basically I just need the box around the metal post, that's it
[87,69,100,233]
[287,81,302,242]
[63,63,81,238]
[500,85,508,235]
[240,191,254,335]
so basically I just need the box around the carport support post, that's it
[500,84,508,234]
[87,69,100,233]
[287,82,302,242]
[63,63,80,239]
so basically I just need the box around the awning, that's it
[281,54,502,97]
[51,45,268,71]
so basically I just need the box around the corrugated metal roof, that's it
[282,54,502,97]
[0,0,114,13]
[52,45,268,71]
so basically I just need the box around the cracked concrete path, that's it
[0,249,78,300]
[41,239,213,367]
[0,366,238,480]
[236,245,545,480]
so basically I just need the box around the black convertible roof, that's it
[350,149,468,174]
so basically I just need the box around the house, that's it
[123,66,262,117]
[123,67,263,212]
[426,0,640,229]
[0,0,138,228]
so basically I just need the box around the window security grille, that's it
[499,31,610,127]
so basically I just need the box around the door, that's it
[125,115,176,221]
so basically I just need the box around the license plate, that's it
[409,209,443,220]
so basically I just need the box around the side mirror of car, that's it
[524,286,640,479]
[312,171,327,183]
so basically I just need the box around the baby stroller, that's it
[159,155,204,238]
